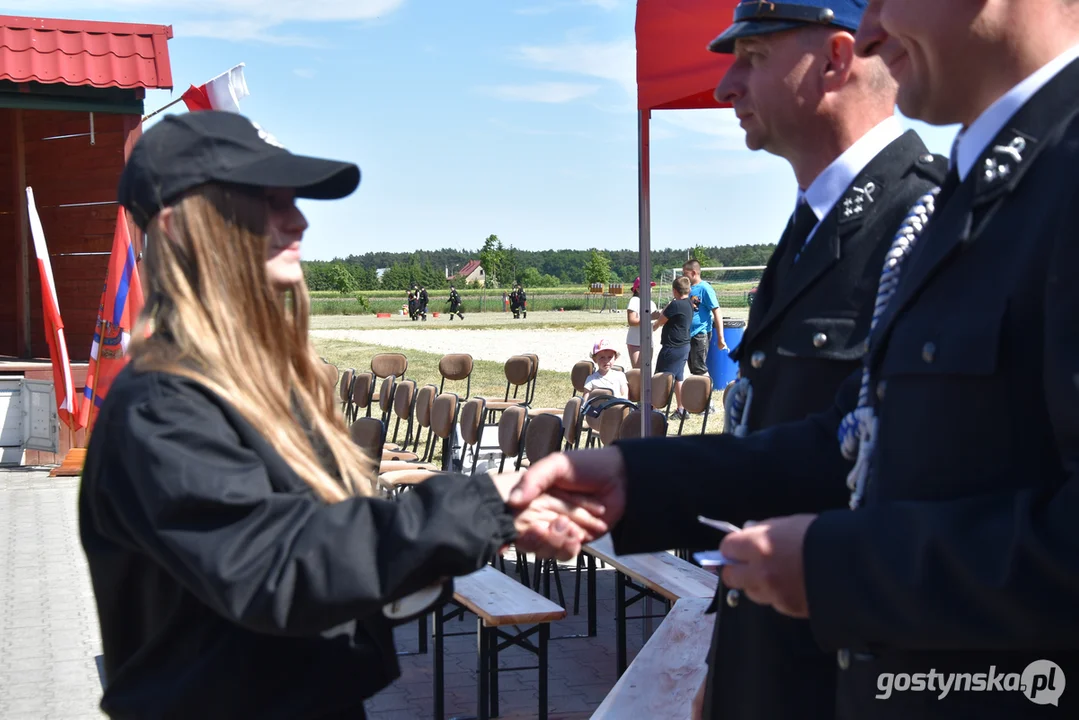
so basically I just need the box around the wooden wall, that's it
[0,111,16,357]
[0,108,141,362]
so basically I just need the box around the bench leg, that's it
[616,570,627,676]
[539,623,550,720]
[477,620,490,720]
[489,624,500,717]
[418,612,428,654]
[587,554,597,637]
[434,609,445,720]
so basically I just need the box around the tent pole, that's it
[637,109,653,438]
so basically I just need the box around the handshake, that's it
[487,445,816,621]
[488,447,629,561]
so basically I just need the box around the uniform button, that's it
[725,589,740,608]
[750,351,766,369]
[812,332,828,348]
[837,649,851,670]
[922,342,936,364]
[919,153,934,164]
[876,380,886,400]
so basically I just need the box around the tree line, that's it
[303,235,777,293]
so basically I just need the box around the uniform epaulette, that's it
[912,151,949,184]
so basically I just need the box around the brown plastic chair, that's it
[651,372,676,416]
[458,397,487,476]
[561,396,583,450]
[348,417,385,478]
[411,384,438,458]
[479,355,535,422]
[350,371,375,422]
[524,413,563,465]
[497,406,529,472]
[522,352,540,402]
[390,379,417,446]
[570,360,594,397]
[438,353,474,398]
[679,375,713,435]
[626,368,641,403]
[619,409,669,439]
[379,393,461,494]
[598,404,632,446]
[370,352,408,404]
[338,368,355,418]
[371,352,408,380]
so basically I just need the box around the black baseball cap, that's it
[119,110,360,230]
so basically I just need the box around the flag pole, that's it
[142,96,185,122]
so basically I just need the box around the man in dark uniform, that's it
[447,285,464,320]
[407,284,418,321]
[509,0,1079,717]
[418,285,429,321]
[695,1,948,717]
[517,284,528,319]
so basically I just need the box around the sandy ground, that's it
[311,327,654,373]
[310,310,750,374]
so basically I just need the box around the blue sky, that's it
[13,0,961,261]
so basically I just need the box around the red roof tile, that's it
[0,15,173,90]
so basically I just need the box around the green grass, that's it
[314,338,724,450]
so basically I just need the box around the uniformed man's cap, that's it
[709,0,867,55]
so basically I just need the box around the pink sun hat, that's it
[591,338,620,360]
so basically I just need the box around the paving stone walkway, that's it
[1,467,690,719]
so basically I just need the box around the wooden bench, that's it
[582,534,718,676]
[433,565,566,720]
[591,597,715,719]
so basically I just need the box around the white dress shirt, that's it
[795,116,905,248]
[953,42,1079,181]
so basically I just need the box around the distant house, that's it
[452,260,485,287]
[375,268,389,281]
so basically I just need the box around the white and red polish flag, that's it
[25,187,80,430]
[181,63,250,113]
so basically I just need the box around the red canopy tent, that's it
[633,0,738,433]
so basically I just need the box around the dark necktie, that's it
[773,200,818,289]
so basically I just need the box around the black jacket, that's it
[731,130,948,433]
[612,58,1079,719]
[697,131,946,720]
[79,367,515,719]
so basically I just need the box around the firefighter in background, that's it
[407,284,418,321]
[417,285,429,322]
[515,284,527,319]
[447,285,464,320]
[509,285,521,318]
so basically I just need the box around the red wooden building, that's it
[0,15,173,465]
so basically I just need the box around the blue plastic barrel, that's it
[706,319,746,390]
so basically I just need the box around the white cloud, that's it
[516,0,620,14]
[515,38,637,99]
[4,0,406,43]
[478,82,600,103]
[293,68,316,78]
[654,109,749,150]
[653,153,784,178]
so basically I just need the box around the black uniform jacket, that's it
[612,58,1079,719]
[702,130,947,720]
[79,366,515,719]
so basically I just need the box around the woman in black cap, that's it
[78,110,602,719]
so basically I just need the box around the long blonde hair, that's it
[130,184,375,501]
